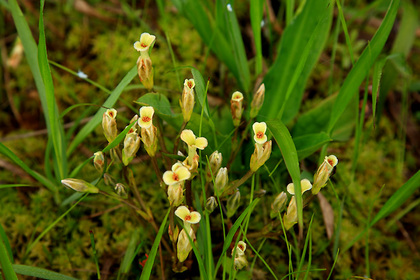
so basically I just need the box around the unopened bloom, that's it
[230,91,244,127]
[168,183,184,206]
[283,196,298,230]
[138,106,154,129]
[205,196,218,213]
[122,127,141,166]
[177,227,195,262]
[93,151,105,173]
[234,255,248,270]
[102,109,118,143]
[115,183,127,197]
[226,190,241,218]
[250,83,265,118]
[312,155,338,195]
[253,122,267,144]
[61,178,99,194]
[180,79,195,123]
[250,140,272,172]
[214,167,228,194]
[270,191,287,218]
[287,179,313,195]
[206,151,223,182]
[163,163,191,185]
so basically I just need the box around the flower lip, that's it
[138,106,154,128]
[252,122,267,144]
[232,91,243,101]
[184,79,195,90]
[287,179,313,195]
[325,155,338,168]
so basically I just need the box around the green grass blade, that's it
[67,65,137,155]
[250,0,264,75]
[0,184,33,189]
[370,170,420,226]
[261,0,332,123]
[0,223,13,263]
[326,249,339,280]
[89,231,101,279]
[0,143,57,192]
[335,0,355,65]
[217,0,250,92]
[139,208,170,280]
[11,264,78,280]
[0,229,18,280]
[327,0,400,133]
[38,0,67,179]
[294,132,332,160]
[120,229,143,275]
[267,119,303,228]
[214,198,260,275]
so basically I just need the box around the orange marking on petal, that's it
[172,173,179,181]
[185,215,191,221]
[256,131,264,139]
[140,43,147,48]
[142,116,151,123]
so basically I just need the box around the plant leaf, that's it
[12,264,77,280]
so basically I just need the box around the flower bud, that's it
[283,196,298,230]
[167,183,184,206]
[177,228,195,262]
[234,255,248,270]
[206,151,223,182]
[250,83,265,118]
[61,178,99,193]
[93,151,105,174]
[103,173,116,187]
[180,79,195,123]
[214,167,228,194]
[115,183,127,198]
[168,225,179,243]
[141,125,158,157]
[230,91,244,127]
[205,196,218,213]
[312,155,338,195]
[110,147,122,163]
[102,109,118,143]
[226,190,241,218]
[250,140,272,172]
[270,191,287,218]
[122,127,141,166]
[254,189,267,198]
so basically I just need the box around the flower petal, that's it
[287,182,295,195]
[188,211,201,224]
[138,106,154,128]
[181,129,196,146]
[172,162,184,172]
[325,155,338,168]
[176,166,191,181]
[232,91,243,101]
[134,41,142,51]
[194,137,208,150]
[301,179,312,193]
[163,171,176,185]
[175,206,190,221]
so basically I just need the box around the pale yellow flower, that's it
[138,106,154,129]
[133,32,156,53]
[252,122,267,144]
[180,129,208,150]
[175,206,201,224]
[163,163,191,185]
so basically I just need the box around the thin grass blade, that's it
[327,0,400,133]
[250,0,264,75]
[0,226,17,280]
[67,66,137,155]
[11,265,78,280]
[139,209,170,280]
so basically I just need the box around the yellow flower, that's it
[163,163,191,185]
[133,33,156,54]
[180,129,208,150]
[230,91,244,127]
[252,122,267,144]
[232,241,246,257]
[286,179,313,195]
[138,106,154,129]
[175,205,201,224]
